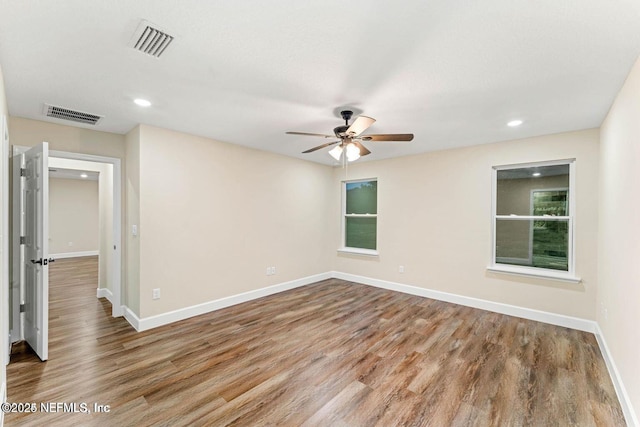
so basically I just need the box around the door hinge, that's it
[20,236,26,245]
[20,304,26,313]
[20,168,26,177]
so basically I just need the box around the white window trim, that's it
[489,159,580,283]
[337,247,379,256]
[487,264,581,283]
[339,178,379,256]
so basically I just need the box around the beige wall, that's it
[331,129,600,320]
[134,124,333,318]
[49,177,99,254]
[9,117,125,159]
[599,55,640,422]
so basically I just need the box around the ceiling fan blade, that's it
[302,141,340,153]
[286,131,335,138]
[352,141,371,156]
[346,115,375,137]
[361,134,414,142]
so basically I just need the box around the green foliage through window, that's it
[344,180,377,250]
[346,181,377,214]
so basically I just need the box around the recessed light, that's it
[80,173,88,178]
[532,172,541,177]
[134,98,151,107]
[507,119,523,127]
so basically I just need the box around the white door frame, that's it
[12,145,122,318]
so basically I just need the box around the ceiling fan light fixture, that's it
[287,110,413,160]
[134,98,152,107]
[346,143,361,162]
[328,145,343,161]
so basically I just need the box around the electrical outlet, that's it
[152,288,160,300]
[68,241,73,247]
[266,267,276,276]
[272,266,276,275]
[399,265,405,273]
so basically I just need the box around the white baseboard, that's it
[118,270,635,425]
[123,306,141,332]
[333,271,638,425]
[124,272,332,332]
[50,250,99,259]
[332,271,597,333]
[594,324,638,427]
[96,287,113,304]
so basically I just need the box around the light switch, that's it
[132,224,138,236]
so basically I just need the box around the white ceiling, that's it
[1,1,639,166]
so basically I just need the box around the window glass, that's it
[496,219,569,271]
[497,164,569,216]
[344,179,377,251]
[494,162,572,272]
[346,181,377,214]
[345,217,377,250]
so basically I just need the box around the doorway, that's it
[9,144,122,360]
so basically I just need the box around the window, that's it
[341,179,378,255]
[490,160,579,281]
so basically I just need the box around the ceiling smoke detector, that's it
[129,20,174,58]
[43,104,103,125]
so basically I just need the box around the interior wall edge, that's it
[595,323,639,427]
[124,272,333,332]
[123,269,601,334]
[123,306,140,332]
[338,271,635,426]
[332,271,597,333]
[116,269,634,424]
[96,287,114,305]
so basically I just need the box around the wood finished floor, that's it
[6,257,625,426]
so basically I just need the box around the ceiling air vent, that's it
[129,20,174,58]
[43,104,103,125]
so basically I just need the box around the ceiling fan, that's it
[286,110,414,162]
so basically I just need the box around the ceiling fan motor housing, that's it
[334,125,349,138]
[287,109,413,156]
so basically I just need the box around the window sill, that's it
[337,247,379,257]
[487,265,581,283]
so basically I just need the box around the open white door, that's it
[22,143,49,361]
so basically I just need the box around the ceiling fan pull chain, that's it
[344,153,349,178]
